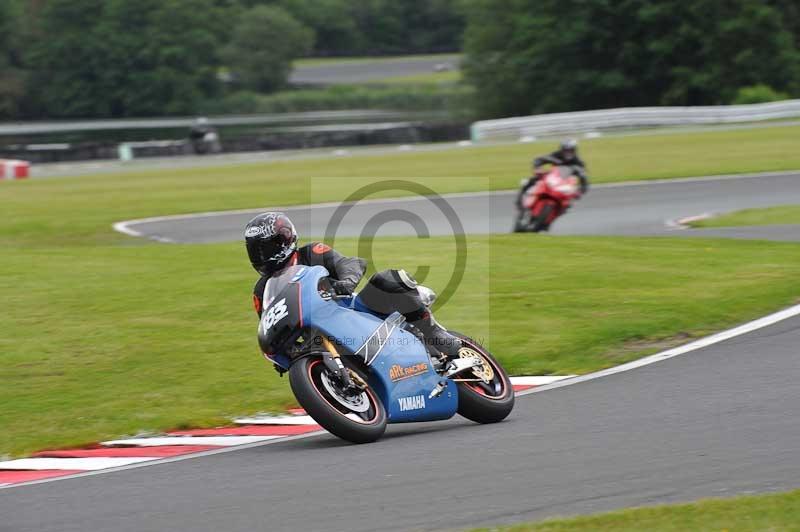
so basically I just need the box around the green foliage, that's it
[275,0,362,56]
[200,84,474,115]
[0,0,26,118]
[272,0,465,56]
[463,0,800,118]
[733,84,790,104]
[350,0,465,56]
[222,5,314,93]
[5,0,800,121]
[24,0,228,118]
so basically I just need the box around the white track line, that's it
[515,302,800,397]
[112,170,800,238]
[102,436,280,447]
[511,376,576,386]
[664,212,714,230]
[4,302,800,489]
[0,457,157,471]
[233,415,318,426]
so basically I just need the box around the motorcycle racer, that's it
[517,139,589,207]
[244,212,462,359]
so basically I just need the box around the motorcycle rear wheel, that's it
[512,209,529,232]
[289,356,387,444]
[450,332,515,424]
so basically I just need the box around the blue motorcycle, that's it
[257,265,515,443]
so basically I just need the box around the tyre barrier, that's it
[0,159,30,180]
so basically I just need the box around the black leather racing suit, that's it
[252,242,366,317]
[252,245,460,358]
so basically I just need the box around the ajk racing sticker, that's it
[389,363,428,382]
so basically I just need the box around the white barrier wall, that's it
[470,99,800,141]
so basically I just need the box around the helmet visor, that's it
[246,236,290,276]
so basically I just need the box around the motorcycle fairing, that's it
[365,322,458,423]
[294,266,459,424]
[354,311,405,365]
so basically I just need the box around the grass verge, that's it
[4,124,800,248]
[366,70,462,85]
[3,125,800,456]
[691,204,800,227]
[4,235,800,456]
[293,53,461,68]
[474,488,800,531]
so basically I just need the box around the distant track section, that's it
[290,54,461,84]
[115,171,800,244]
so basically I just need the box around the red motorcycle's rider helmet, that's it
[244,212,298,276]
[559,138,578,160]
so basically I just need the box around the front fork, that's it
[320,336,367,391]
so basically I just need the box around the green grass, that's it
[692,204,800,228]
[475,488,800,531]
[4,124,800,249]
[293,53,460,68]
[4,124,800,457]
[4,234,800,456]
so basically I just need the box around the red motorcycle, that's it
[513,165,582,232]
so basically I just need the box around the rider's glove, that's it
[331,279,356,295]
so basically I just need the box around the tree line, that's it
[2,0,799,121]
[0,0,465,119]
[462,0,800,118]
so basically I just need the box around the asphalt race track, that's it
[119,172,800,243]
[290,55,461,85]
[3,171,800,531]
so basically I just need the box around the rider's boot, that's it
[409,311,462,360]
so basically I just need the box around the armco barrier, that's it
[0,159,30,180]
[470,99,800,141]
[0,110,440,136]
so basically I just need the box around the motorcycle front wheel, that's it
[532,202,555,232]
[289,356,387,444]
[450,332,515,424]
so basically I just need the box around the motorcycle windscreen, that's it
[553,166,580,192]
[258,266,307,357]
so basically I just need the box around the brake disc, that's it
[459,347,495,383]
[320,370,371,413]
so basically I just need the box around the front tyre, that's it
[532,202,554,232]
[289,356,387,444]
[450,332,515,424]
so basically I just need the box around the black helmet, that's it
[244,212,298,276]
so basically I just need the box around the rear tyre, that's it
[289,356,386,444]
[450,332,515,424]
[532,203,554,232]
[512,210,528,232]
